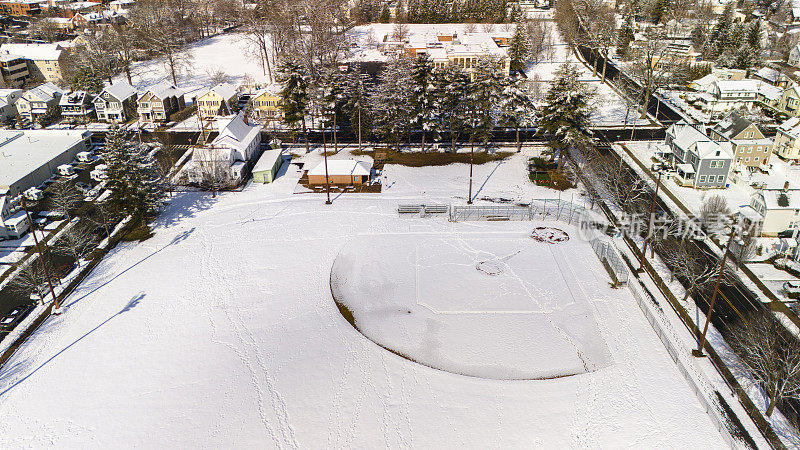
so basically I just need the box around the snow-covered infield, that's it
[331,230,611,380]
[0,151,727,447]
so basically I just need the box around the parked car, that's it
[784,281,800,299]
[0,304,33,331]
[24,187,44,201]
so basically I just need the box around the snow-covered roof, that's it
[713,79,759,94]
[24,82,63,102]
[142,81,184,100]
[211,113,261,153]
[755,67,779,83]
[252,84,282,98]
[759,188,800,210]
[59,91,91,106]
[779,117,800,139]
[308,159,372,177]
[200,83,238,102]
[101,81,137,101]
[0,43,62,61]
[252,149,282,172]
[0,129,90,190]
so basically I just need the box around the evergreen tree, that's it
[379,5,390,22]
[104,125,165,226]
[278,62,310,150]
[617,17,635,58]
[409,55,438,151]
[508,23,530,75]
[371,56,412,148]
[321,68,348,151]
[538,62,595,168]
[499,76,535,152]
[433,64,470,149]
[342,69,372,149]
[70,68,105,94]
[465,57,504,151]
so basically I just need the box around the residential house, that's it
[249,85,282,122]
[0,52,30,87]
[16,82,63,122]
[753,67,794,88]
[109,0,134,12]
[709,112,773,170]
[0,88,23,122]
[774,117,800,160]
[0,0,41,16]
[790,44,800,68]
[94,81,138,123]
[196,83,238,119]
[665,120,733,188]
[779,85,800,117]
[749,181,800,236]
[184,112,262,184]
[137,82,185,124]
[0,43,67,84]
[59,91,94,122]
[700,79,782,111]
[62,1,101,18]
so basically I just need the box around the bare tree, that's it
[627,29,673,118]
[239,0,275,82]
[194,150,232,197]
[52,223,96,267]
[660,238,719,302]
[129,0,197,84]
[205,67,230,86]
[9,259,54,305]
[28,18,63,43]
[700,194,731,237]
[48,179,82,221]
[728,311,800,416]
[732,230,758,269]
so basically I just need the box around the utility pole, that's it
[322,111,331,205]
[21,198,58,311]
[639,169,663,272]
[693,225,736,357]
[468,135,474,204]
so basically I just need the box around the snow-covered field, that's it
[332,230,612,380]
[0,150,726,447]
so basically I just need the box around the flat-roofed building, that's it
[0,129,91,238]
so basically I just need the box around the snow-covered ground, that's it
[115,33,273,98]
[0,150,726,447]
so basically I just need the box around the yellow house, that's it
[195,82,238,119]
[250,85,282,121]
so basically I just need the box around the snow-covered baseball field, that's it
[0,149,726,447]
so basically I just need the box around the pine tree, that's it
[342,69,371,150]
[465,57,504,151]
[409,55,438,151]
[371,56,412,148]
[278,62,311,151]
[508,23,530,75]
[321,68,348,152]
[433,64,470,149]
[499,76,535,152]
[104,125,165,226]
[538,62,595,168]
[379,5,390,23]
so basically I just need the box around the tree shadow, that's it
[0,292,145,397]
[157,192,218,230]
[64,227,195,308]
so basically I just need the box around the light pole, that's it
[21,197,58,311]
[693,225,736,357]
[322,110,331,205]
[639,169,663,272]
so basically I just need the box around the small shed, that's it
[308,160,372,185]
[252,149,284,183]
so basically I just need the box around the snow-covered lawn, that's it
[115,33,272,98]
[0,151,726,447]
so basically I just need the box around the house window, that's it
[718,175,725,183]
[747,147,752,153]
[699,175,707,183]
[739,148,744,153]
[140,102,149,108]
[755,157,759,161]
[745,157,750,161]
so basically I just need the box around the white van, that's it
[24,187,43,201]
[76,151,94,163]
[57,164,76,177]
[90,164,108,182]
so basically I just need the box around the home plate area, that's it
[330,230,613,380]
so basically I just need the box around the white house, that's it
[749,180,800,236]
[0,88,23,122]
[94,81,138,122]
[790,44,800,68]
[184,112,262,185]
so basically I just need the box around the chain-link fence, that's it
[589,236,629,285]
